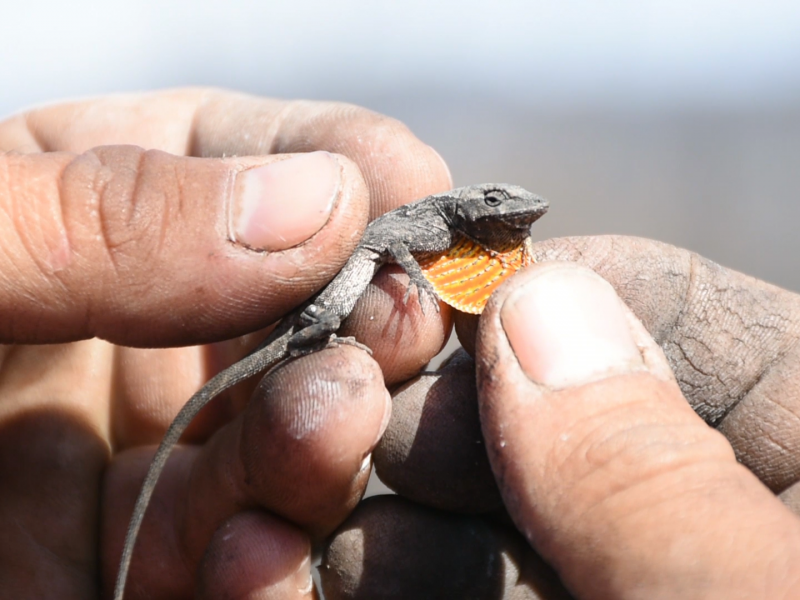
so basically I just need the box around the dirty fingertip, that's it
[501,265,644,388]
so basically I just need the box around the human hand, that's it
[322,237,800,599]
[0,88,452,598]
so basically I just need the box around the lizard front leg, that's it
[387,240,441,313]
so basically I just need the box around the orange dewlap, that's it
[418,235,534,314]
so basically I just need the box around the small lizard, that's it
[113,183,548,599]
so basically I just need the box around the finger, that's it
[4,88,453,218]
[111,342,256,448]
[321,496,571,600]
[103,344,390,597]
[197,512,314,600]
[188,91,453,218]
[0,341,112,597]
[0,148,367,345]
[453,309,480,356]
[478,262,800,599]
[102,445,198,598]
[339,265,453,386]
[235,345,389,538]
[373,349,503,513]
[526,235,800,494]
[112,319,278,450]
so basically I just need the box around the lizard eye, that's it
[484,193,503,207]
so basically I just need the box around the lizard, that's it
[113,182,549,600]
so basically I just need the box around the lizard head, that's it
[448,184,549,250]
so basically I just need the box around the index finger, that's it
[0,90,453,346]
[2,88,452,217]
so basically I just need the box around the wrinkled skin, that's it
[0,88,452,599]
[4,89,800,600]
[353,239,800,599]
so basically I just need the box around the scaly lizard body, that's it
[114,183,548,599]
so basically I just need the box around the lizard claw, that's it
[288,334,373,358]
[403,277,441,315]
[326,335,373,355]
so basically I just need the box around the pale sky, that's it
[3,0,800,115]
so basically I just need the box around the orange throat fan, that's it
[418,235,535,314]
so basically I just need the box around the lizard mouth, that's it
[473,205,548,248]
[502,210,547,231]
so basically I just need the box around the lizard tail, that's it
[113,328,292,600]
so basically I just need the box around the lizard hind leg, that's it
[287,304,342,355]
[287,305,373,358]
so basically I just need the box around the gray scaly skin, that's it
[114,183,549,599]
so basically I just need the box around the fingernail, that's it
[294,555,314,594]
[501,267,643,387]
[232,152,340,251]
[429,145,454,188]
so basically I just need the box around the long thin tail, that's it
[113,327,292,600]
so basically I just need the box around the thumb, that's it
[1,147,367,346]
[476,262,800,599]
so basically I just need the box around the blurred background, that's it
[3,1,800,289]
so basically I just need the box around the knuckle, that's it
[275,100,417,155]
[0,153,72,292]
[61,146,183,292]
